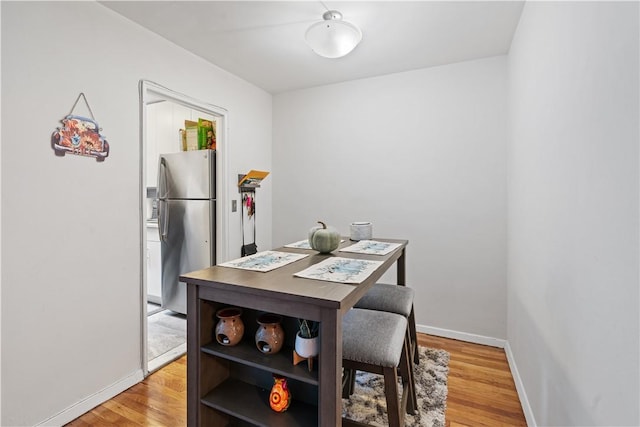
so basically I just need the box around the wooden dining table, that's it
[179,237,408,427]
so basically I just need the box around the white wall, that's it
[508,2,639,426]
[0,2,3,422]
[1,2,272,425]
[273,56,508,340]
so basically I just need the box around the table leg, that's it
[397,247,406,286]
[186,284,198,427]
[318,309,342,427]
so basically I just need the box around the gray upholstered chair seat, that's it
[354,283,420,365]
[342,308,407,368]
[341,308,416,426]
[354,283,414,318]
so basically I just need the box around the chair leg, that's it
[342,368,356,398]
[341,368,349,398]
[408,305,419,364]
[400,332,418,415]
[348,368,356,397]
[382,366,403,427]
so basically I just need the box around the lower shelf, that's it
[201,378,318,427]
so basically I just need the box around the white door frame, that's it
[138,80,229,375]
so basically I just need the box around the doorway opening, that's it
[139,80,229,375]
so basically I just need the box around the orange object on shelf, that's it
[269,375,291,412]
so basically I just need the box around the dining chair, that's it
[354,283,419,365]
[341,308,417,427]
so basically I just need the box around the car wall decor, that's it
[51,93,109,161]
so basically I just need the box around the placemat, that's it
[339,240,401,256]
[294,257,383,284]
[284,238,346,250]
[283,239,313,249]
[219,251,308,272]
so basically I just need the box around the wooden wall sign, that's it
[51,93,109,162]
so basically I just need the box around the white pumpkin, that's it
[308,221,340,253]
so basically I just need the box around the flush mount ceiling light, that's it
[305,10,362,59]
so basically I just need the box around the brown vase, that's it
[215,307,244,346]
[255,313,284,354]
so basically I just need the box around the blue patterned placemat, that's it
[219,251,308,272]
[294,257,383,284]
[339,240,401,256]
[284,238,346,250]
[283,239,312,249]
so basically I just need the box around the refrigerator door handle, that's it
[158,199,169,242]
[157,156,168,199]
[158,157,169,242]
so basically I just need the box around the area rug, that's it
[342,346,450,427]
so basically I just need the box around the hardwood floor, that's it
[66,358,187,427]
[66,334,526,426]
[419,334,527,426]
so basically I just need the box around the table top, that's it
[179,238,407,310]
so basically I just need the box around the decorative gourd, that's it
[308,221,340,253]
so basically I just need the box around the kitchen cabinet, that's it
[146,223,162,304]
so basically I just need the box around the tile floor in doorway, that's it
[147,303,186,371]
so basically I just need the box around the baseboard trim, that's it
[36,369,144,426]
[417,324,507,348]
[504,341,536,427]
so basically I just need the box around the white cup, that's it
[350,222,372,241]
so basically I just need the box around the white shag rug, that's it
[342,346,450,427]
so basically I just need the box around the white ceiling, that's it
[100,1,525,94]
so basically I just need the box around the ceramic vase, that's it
[294,333,319,358]
[214,307,244,346]
[255,313,284,354]
[269,375,291,412]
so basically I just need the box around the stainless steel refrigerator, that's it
[157,150,216,314]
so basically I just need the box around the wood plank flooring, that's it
[66,334,527,426]
[419,334,527,426]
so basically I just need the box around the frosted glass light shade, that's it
[305,11,362,59]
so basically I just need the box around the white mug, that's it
[350,222,372,241]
